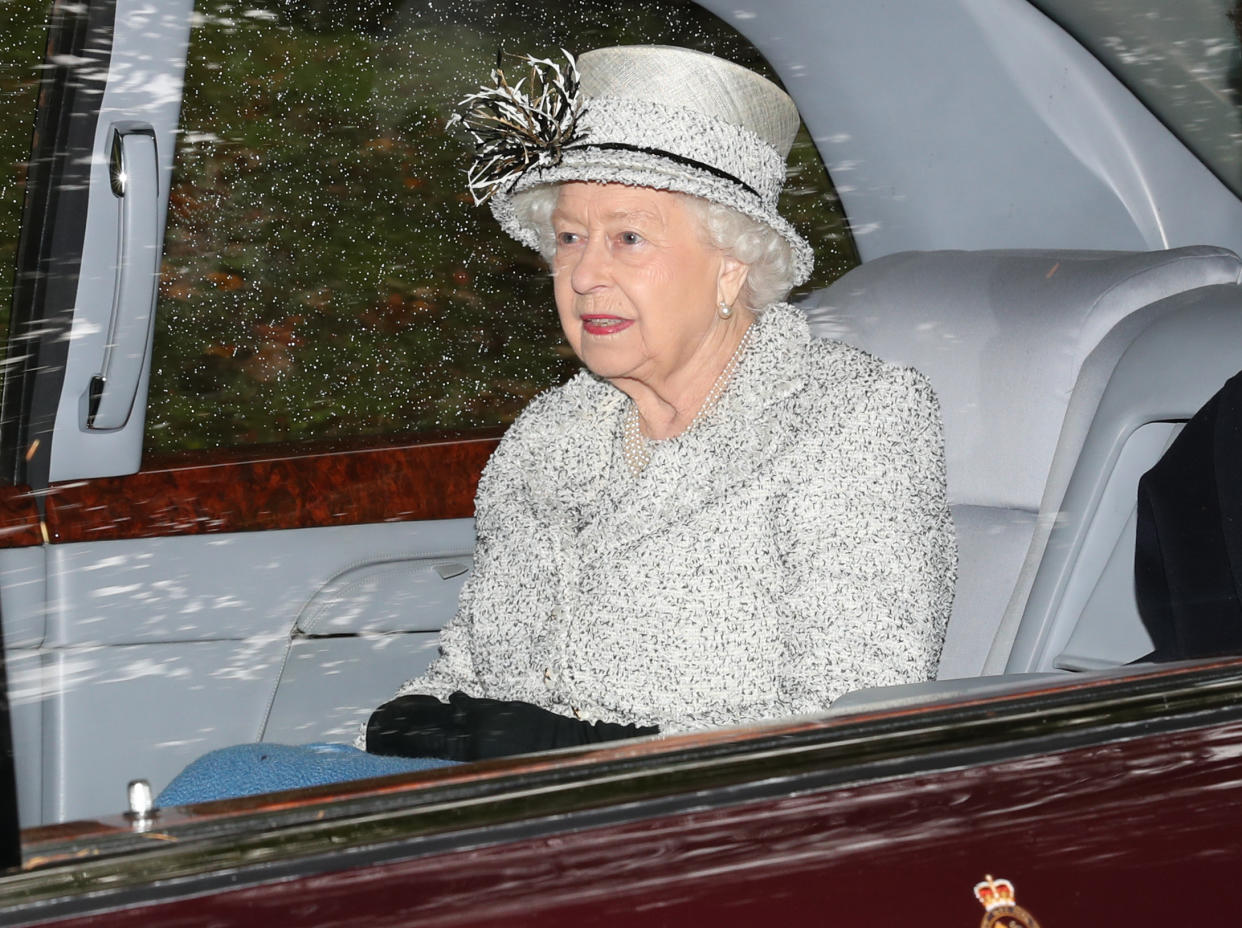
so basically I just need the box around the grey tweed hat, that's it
[456,45,814,286]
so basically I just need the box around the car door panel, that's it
[0,546,46,651]
[5,651,41,831]
[45,522,472,647]
[45,633,445,822]
[0,435,490,824]
[40,516,475,822]
[42,637,288,822]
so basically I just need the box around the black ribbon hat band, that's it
[567,141,761,200]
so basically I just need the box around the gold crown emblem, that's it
[974,875,1016,911]
[972,875,1041,928]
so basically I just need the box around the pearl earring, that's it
[718,300,733,319]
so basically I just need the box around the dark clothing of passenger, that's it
[1135,370,1242,661]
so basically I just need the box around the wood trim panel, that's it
[0,486,43,549]
[42,432,501,544]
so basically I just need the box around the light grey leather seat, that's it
[1003,281,1242,672]
[260,520,476,744]
[804,246,1242,679]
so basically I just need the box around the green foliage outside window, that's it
[149,0,857,452]
[0,0,49,357]
[0,0,856,453]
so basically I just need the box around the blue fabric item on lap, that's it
[156,742,458,807]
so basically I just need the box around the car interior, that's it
[821,245,1242,709]
[28,244,1242,824]
[3,0,1242,828]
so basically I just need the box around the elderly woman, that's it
[362,45,956,761]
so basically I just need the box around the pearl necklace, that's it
[622,323,755,476]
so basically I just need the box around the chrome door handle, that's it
[85,122,160,430]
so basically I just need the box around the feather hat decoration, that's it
[451,49,585,205]
[472,45,815,287]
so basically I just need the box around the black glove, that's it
[366,690,659,761]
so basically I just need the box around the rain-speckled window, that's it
[0,1,49,349]
[146,0,857,452]
[1033,0,1242,196]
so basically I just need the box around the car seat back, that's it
[804,246,1242,678]
[259,523,476,744]
[1003,283,1242,672]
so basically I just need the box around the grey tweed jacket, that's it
[388,303,956,735]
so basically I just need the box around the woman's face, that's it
[550,182,744,388]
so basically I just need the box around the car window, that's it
[0,1,49,356]
[1033,0,1242,198]
[146,0,857,453]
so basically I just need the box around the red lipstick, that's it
[581,315,634,336]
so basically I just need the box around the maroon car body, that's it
[4,659,1242,926]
